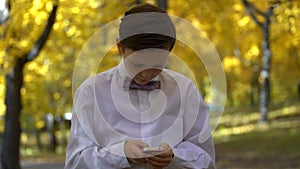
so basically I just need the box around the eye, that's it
[132,62,144,67]
[153,65,164,68]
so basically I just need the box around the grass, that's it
[214,102,300,169]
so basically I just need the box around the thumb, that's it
[159,142,171,150]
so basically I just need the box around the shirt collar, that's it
[117,59,128,80]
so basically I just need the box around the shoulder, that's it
[75,66,117,93]
[161,69,194,86]
[161,69,202,98]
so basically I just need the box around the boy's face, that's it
[120,45,170,85]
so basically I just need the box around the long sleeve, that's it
[64,110,131,169]
[169,83,215,169]
[64,81,131,169]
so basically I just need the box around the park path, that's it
[21,158,65,169]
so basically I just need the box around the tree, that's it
[242,0,277,122]
[0,2,58,168]
[157,0,167,10]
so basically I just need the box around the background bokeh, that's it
[0,0,299,168]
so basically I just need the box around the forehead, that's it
[125,48,170,65]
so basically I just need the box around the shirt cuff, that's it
[102,141,131,168]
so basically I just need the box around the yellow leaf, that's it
[20,40,30,48]
[223,56,240,71]
[35,120,45,129]
[54,92,61,100]
[71,7,80,14]
[238,16,250,27]
[24,74,33,82]
[63,79,71,87]
[46,1,53,12]
[245,45,260,60]
[35,11,48,25]
[233,4,243,12]
[27,62,37,71]
[66,25,77,37]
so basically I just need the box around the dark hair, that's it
[119,3,176,51]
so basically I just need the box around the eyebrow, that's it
[153,64,164,67]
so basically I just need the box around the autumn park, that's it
[0,0,299,168]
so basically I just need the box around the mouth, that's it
[135,79,148,85]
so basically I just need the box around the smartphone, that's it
[141,147,165,153]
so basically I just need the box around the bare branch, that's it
[242,0,264,27]
[157,0,167,10]
[251,3,267,17]
[26,4,58,61]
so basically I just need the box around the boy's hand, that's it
[147,142,173,169]
[124,140,148,164]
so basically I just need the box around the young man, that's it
[65,3,215,169]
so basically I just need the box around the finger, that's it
[154,149,173,158]
[149,154,172,163]
[131,146,147,158]
[147,158,169,168]
[132,140,149,148]
[159,142,170,149]
[136,157,147,163]
[128,157,147,164]
[125,140,149,159]
[158,142,172,155]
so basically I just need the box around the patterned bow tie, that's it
[123,77,161,91]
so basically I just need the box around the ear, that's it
[116,38,124,55]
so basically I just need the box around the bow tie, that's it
[123,77,161,91]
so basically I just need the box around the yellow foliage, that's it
[46,1,54,12]
[0,78,5,117]
[223,56,241,72]
[24,74,33,82]
[245,45,260,60]
[33,0,45,10]
[34,119,45,129]
[63,79,71,87]
[53,92,61,100]
[238,16,250,27]
[233,4,243,12]
[27,62,37,71]
[0,0,299,130]
[34,11,48,25]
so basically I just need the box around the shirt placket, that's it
[137,90,152,140]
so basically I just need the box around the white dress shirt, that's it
[64,61,215,169]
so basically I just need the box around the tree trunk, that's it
[49,129,57,152]
[259,6,274,123]
[242,0,275,122]
[157,0,167,10]
[135,0,141,4]
[1,58,26,169]
[34,129,42,150]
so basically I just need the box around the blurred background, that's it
[0,0,299,168]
